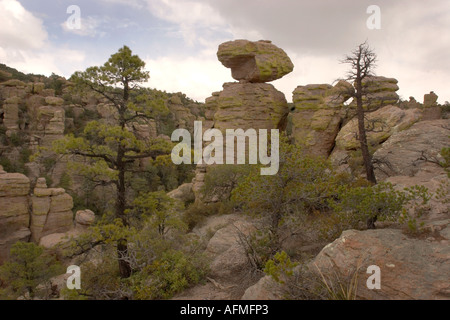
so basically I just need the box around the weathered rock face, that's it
[313,225,450,299]
[2,99,20,131]
[373,119,450,180]
[75,209,95,229]
[167,183,195,203]
[31,178,74,243]
[424,91,438,108]
[168,95,197,132]
[335,105,422,151]
[0,167,31,263]
[358,76,400,109]
[290,81,353,157]
[213,82,289,132]
[37,106,65,136]
[218,40,294,83]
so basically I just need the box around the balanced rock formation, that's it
[217,40,294,83]
[422,91,442,120]
[193,40,292,202]
[291,81,353,157]
[75,209,96,229]
[0,166,31,263]
[424,91,438,108]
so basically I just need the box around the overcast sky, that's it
[1,0,449,103]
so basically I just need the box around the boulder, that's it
[213,82,289,132]
[1,79,26,87]
[359,76,399,109]
[0,172,30,197]
[241,275,282,300]
[373,119,450,180]
[75,209,95,228]
[335,105,422,151]
[313,226,450,299]
[45,96,64,106]
[205,217,256,282]
[424,91,438,108]
[50,193,74,213]
[167,183,195,203]
[290,81,352,157]
[217,40,294,83]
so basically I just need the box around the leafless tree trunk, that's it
[341,41,378,185]
[341,41,378,229]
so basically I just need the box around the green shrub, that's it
[8,132,26,147]
[264,251,298,284]
[329,182,406,230]
[202,164,252,202]
[19,147,32,163]
[132,249,208,300]
[59,172,72,190]
[232,136,344,232]
[0,242,63,300]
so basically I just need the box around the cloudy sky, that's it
[1,0,449,103]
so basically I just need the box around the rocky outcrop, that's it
[422,91,442,120]
[167,183,195,203]
[213,82,289,132]
[75,209,95,229]
[31,178,74,243]
[313,225,450,300]
[175,214,259,300]
[193,40,292,203]
[0,166,31,263]
[291,81,353,157]
[335,105,422,151]
[2,97,20,132]
[424,91,438,108]
[358,76,400,109]
[217,40,294,83]
[168,95,197,133]
[373,119,450,180]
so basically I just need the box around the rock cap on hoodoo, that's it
[217,39,294,83]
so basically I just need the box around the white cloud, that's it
[0,0,86,77]
[0,0,48,49]
[61,16,104,38]
[144,52,231,102]
[145,0,229,46]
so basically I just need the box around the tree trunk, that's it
[117,240,131,278]
[116,147,132,278]
[355,80,377,185]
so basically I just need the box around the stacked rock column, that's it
[192,40,294,202]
